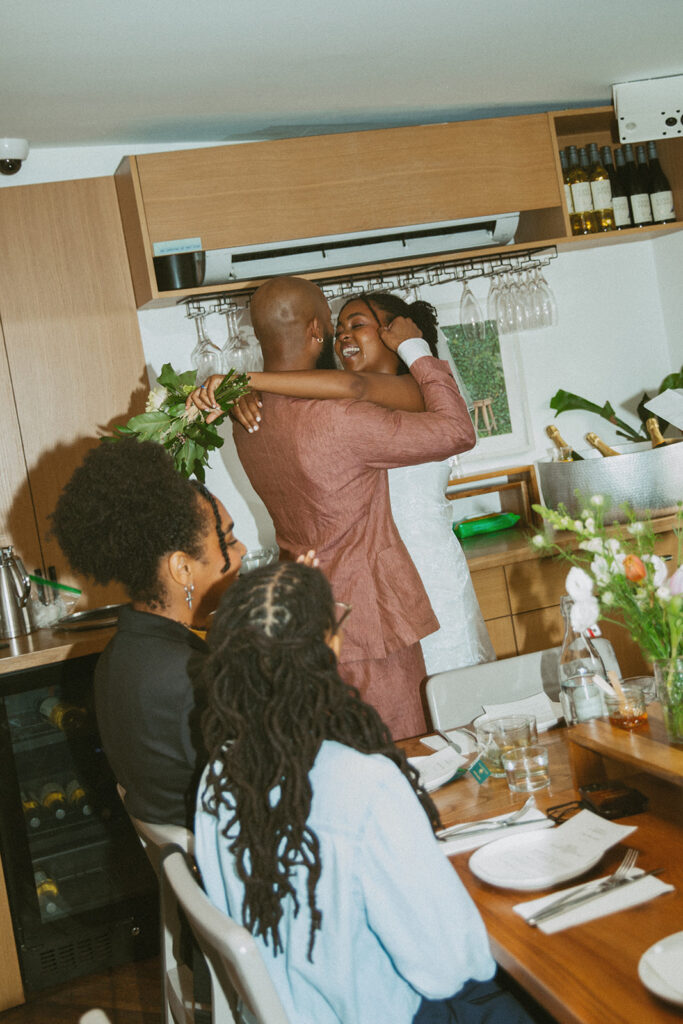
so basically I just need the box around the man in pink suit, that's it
[234,277,475,738]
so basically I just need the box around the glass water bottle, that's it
[558,596,607,725]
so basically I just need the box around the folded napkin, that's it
[422,730,477,755]
[514,869,675,934]
[408,746,465,792]
[481,691,561,732]
[438,806,554,856]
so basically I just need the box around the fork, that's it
[527,848,639,925]
[437,795,535,839]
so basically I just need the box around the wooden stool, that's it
[472,398,497,435]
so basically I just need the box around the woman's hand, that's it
[378,315,422,352]
[186,374,226,424]
[296,549,320,568]
[231,391,263,432]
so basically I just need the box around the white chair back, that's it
[115,782,194,876]
[162,848,291,1024]
[426,638,620,730]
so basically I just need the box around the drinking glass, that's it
[475,714,538,777]
[535,267,558,326]
[604,685,648,730]
[502,744,550,792]
[460,281,485,342]
[188,305,222,384]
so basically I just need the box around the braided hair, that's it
[341,291,440,375]
[200,561,440,958]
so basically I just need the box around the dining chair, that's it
[115,782,194,876]
[426,639,620,730]
[161,847,291,1024]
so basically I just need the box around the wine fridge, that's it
[0,653,158,994]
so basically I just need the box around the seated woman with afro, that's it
[51,438,245,828]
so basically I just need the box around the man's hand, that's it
[186,374,227,424]
[378,316,422,352]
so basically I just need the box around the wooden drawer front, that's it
[471,567,510,620]
[505,557,568,615]
[135,114,560,252]
[485,617,517,659]
[513,607,564,654]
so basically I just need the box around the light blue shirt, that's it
[195,741,495,1024]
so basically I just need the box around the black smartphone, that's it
[579,782,648,819]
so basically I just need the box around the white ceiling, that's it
[3,0,683,148]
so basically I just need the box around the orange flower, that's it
[624,554,647,582]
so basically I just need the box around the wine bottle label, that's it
[570,181,592,212]
[590,179,612,208]
[564,183,574,213]
[651,191,675,221]
[612,196,631,227]
[631,193,653,223]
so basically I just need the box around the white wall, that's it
[6,142,681,541]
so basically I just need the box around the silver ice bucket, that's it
[536,441,683,522]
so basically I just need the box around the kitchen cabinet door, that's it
[0,178,148,605]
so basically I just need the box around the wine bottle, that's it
[566,146,597,235]
[21,791,43,831]
[34,870,67,917]
[585,432,620,457]
[646,141,676,224]
[559,149,575,215]
[601,146,631,228]
[39,695,87,733]
[645,416,677,448]
[623,144,653,227]
[39,781,67,821]
[545,424,584,461]
[66,779,94,817]
[587,143,614,231]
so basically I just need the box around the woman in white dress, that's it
[191,292,495,673]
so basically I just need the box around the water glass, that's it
[475,714,538,777]
[622,675,656,704]
[604,685,648,730]
[502,744,550,792]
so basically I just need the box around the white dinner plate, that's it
[468,828,604,891]
[638,931,683,1006]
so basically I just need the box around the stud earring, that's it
[184,584,194,609]
[315,336,324,344]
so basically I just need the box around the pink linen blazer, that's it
[233,355,476,664]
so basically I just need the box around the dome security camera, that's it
[0,138,30,175]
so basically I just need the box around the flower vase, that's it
[654,657,683,744]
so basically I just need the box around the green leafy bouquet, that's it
[112,363,251,480]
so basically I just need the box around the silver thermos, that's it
[0,545,34,638]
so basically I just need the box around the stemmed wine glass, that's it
[186,302,222,383]
[459,280,485,343]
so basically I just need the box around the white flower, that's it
[583,516,596,533]
[669,566,683,596]
[591,555,611,586]
[183,403,202,424]
[656,585,672,602]
[590,495,605,507]
[601,591,615,606]
[145,385,168,412]
[531,534,546,548]
[643,554,668,588]
[566,565,594,600]
[579,538,604,554]
[570,596,600,633]
[573,520,584,531]
[627,521,646,536]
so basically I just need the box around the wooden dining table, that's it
[402,715,683,1024]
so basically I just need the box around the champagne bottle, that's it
[21,791,43,831]
[566,146,597,235]
[587,143,614,231]
[34,870,67,917]
[66,779,93,817]
[601,146,631,228]
[39,781,67,821]
[646,141,676,224]
[645,416,677,448]
[559,149,574,215]
[545,424,584,461]
[39,695,87,733]
[585,432,620,457]
[623,144,653,226]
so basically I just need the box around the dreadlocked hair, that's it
[200,561,440,959]
[343,291,440,375]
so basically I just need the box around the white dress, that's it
[388,458,496,674]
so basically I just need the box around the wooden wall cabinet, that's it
[0,178,148,607]
[115,105,683,309]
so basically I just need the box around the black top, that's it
[94,605,208,828]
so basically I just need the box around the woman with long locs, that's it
[194,562,535,1024]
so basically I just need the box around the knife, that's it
[436,729,463,754]
[528,869,664,925]
[437,818,549,841]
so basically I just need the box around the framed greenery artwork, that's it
[437,308,531,461]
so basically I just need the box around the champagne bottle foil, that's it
[536,441,683,522]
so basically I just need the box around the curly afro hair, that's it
[51,439,211,606]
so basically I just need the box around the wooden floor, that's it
[0,956,161,1024]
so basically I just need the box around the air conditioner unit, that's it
[202,212,520,283]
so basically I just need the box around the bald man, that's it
[195,276,476,738]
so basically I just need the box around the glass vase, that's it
[558,595,607,725]
[654,657,683,744]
